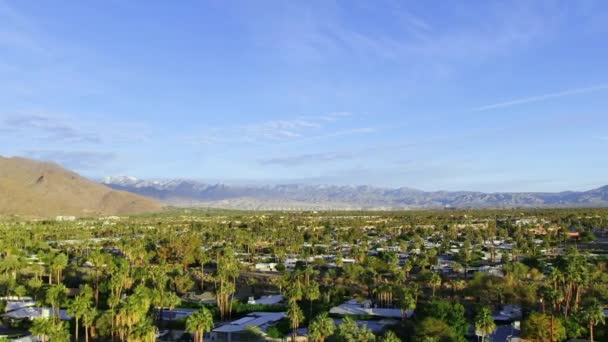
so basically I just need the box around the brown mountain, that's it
[0,156,162,217]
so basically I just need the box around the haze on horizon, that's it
[1,0,608,193]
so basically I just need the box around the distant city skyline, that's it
[1,1,608,192]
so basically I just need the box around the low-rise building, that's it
[247,295,284,305]
[254,263,278,272]
[329,299,412,319]
[210,312,286,342]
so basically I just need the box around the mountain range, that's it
[0,157,161,217]
[1,156,606,215]
[102,176,608,210]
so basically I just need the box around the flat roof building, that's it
[210,312,286,342]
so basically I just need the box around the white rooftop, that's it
[2,307,72,321]
[329,300,411,319]
[4,300,36,312]
[213,312,286,333]
[248,295,284,305]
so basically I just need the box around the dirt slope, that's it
[0,156,162,217]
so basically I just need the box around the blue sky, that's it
[1,0,608,192]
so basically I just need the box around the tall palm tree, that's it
[68,285,93,342]
[214,247,239,320]
[475,307,496,342]
[51,253,68,284]
[402,259,413,280]
[287,301,304,341]
[582,301,606,342]
[45,284,67,321]
[195,249,210,291]
[186,307,214,342]
[82,307,98,342]
[115,285,152,341]
[304,281,321,317]
[398,287,416,320]
[163,291,181,330]
[281,273,305,341]
[150,263,170,320]
[88,250,108,307]
[0,254,22,280]
[428,273,442,297]
[308,312,335,342]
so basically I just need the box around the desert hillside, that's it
[0,156,162,217]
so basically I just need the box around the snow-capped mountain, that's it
[101,177,608,210]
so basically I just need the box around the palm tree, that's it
[149,263,170,324]
[357,326,376,342]
[582,301,606,342]
[108,257,135,339]
[214,247,239,320]
[452,279,466,300]
[287,301,304,341]
[51,253,68,284]
[115,285,152,341]
[380,331,401,342]
[30,317,54,342]
[30,316,71,342]
[304,281,321,317]
[337,316,359,342]
[398,287,416,320]
[49,321,71,342]
[129,318,158,342]
[428,273,442,297]
[186,307,214,342]
[475,306,496,342]
[308,312,335,342]
[82,307,97,342]
[195,249,210,291]
[68,286,93,342]
[0,254,22,280]
[164,291,181,329]
[402,259,413,280]
[45,284,67,321]
[88,250,108,307]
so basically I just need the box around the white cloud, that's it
[2,114,101,144]
[248,1,558,64]
[187,112,359,145]
[1,112,152,145]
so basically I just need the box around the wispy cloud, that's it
[1,113,151,145]
[472,84,608,112]
[250,1,556,64]
[24,150,116,171]
[2,114,101,143]
[187,112,360,145]
[259,152,353,166]
[243,118,321,140]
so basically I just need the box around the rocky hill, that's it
[0,157,162,217]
